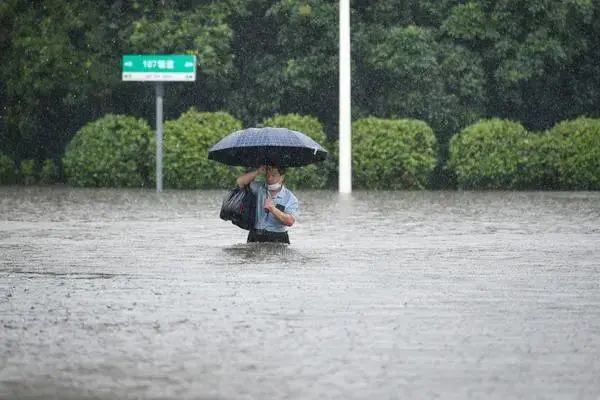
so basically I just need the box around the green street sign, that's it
[122,54,196,82]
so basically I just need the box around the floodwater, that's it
[1,186,599,400]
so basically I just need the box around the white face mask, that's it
[267,182,282,191]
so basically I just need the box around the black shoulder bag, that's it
[219,187,256,230]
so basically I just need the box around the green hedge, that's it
[261,113,331,190]
[63,114,153,187]
[0,153,16,185]
[14,107,600,191]
[545,117,600,190]
[351,117,438,189]
[150,108,244,189]
[20,159,36,186]
[39,159,60,185]
[59,112,600,191]
[0,155,59,186]
[447,119,538,189]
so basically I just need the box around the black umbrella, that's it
[208,127,328,168]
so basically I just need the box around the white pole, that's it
[339,0,352,193]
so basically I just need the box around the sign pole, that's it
[155,82,164,193]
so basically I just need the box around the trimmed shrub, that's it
[150,108,244,189]
[20,159,36,185]
[545,117,600,190]
[447,119,537,189]
[511,129,562,190]
[324,138,339,189]
[63,114,153,187]
[352,117,438,189]
[0,153,17,185]
[40,159,60,185]
[261,113,330,189]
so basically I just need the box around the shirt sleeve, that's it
[284,195,299,217]
[249,181,261,194]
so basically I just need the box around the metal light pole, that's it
[339,0,352,193]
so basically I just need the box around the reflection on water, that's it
[1,186,600,400]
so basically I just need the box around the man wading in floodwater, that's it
[236,165,299,244]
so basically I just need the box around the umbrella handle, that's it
[265,187,272,214]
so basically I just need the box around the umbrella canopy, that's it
[208,127,328,168]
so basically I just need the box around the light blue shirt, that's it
[249,181,299,232]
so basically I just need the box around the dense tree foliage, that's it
[2,0,599,188]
